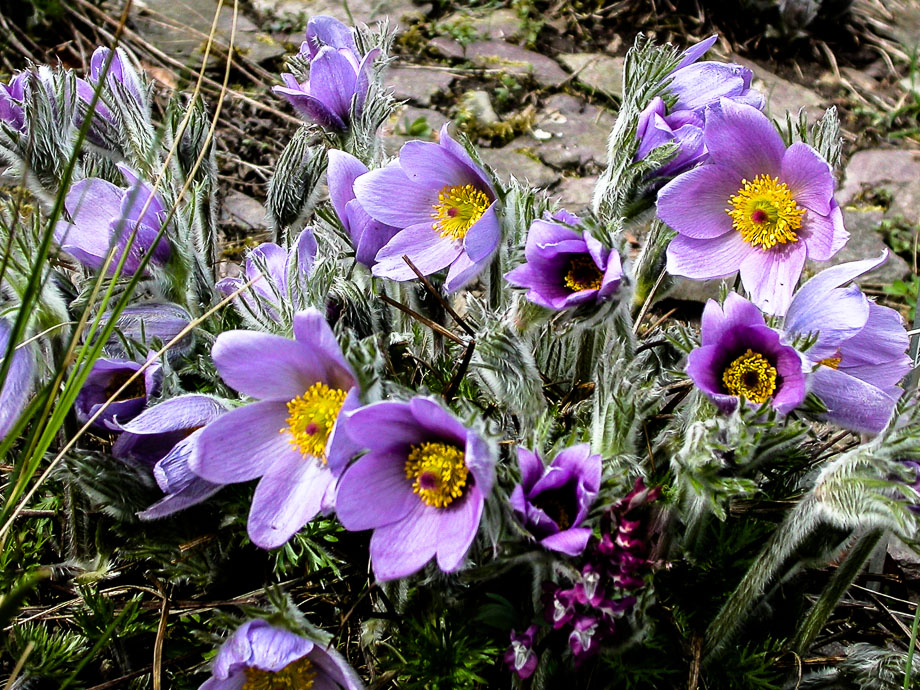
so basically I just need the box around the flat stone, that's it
[466,41,567,87]
[815,207,910,285]
[380,106,448,155]
[257,0,426,29]
[552,175,597,213]
[557,53,624,100]
[429,37,465,59]
[479,140,559,189]
[884,3,920,52]
[222,191,268,231]
[840,149,920,224]
[528,93,615,170]
[386,65,455,106]
[731,55,825,122]
[440,8,524,42]
[460,90,499,125]
[666,277,727,304]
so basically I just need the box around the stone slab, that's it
[479,141,559,189]
[386,64,455,106]
[557,53,624,100]
[731,55,825,122]
[466,40,567,88]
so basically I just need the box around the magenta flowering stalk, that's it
[199,619,364,690]
[0,319,34,442]
[687,292,806,415]
[112,395,226,519]
[353,124,501,292]
[504,210,623,310]
[510,443,601,556]
[327,150,400,267]
[504,625,539,679]
[335,397,495,581]
[54,164,172,275]
[659,98,848,315]
[783,252,910,434]
[190,309,362,549]
[216,228,318,324]
[0,73,28,133]
[273,15,378,130]
[74,354,162,430]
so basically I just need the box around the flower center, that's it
[817,355,842,369]
[721,349,777,403]
[404,442,469,508]
[282,382,348,461]
[104,370,147,402]
[243,656,316,690]
[563,256,603,292]
[726,175,804,250]
[431,184,490,241]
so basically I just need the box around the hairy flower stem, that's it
[790,528,882,655]
[574,328,597,385]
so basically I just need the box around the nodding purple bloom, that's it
[510,443,601,556]
[659,98,848,316]
[504,210,623,310]
[54,165,172,275]
[635,97,706,178]
[0,73,28,132]
[504,626,539,680]
[327,150,400,267]
[272,15,378,130]
[0,320,34,442]
[112,395,226,519]
[216,228,318,324]
[74,354,162,430]
[190,310,361,549]
[336,397,495,581]
[568,615,601,662]
[353,124,500,293]
[88,46,145,107]
[687,292,805,414]
[666,36,764,113]
[784,252,910,434]
[199,619,364,690]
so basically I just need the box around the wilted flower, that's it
[113,394,226,519]
[504,625,538,679]
[0,320,34,442]
[327,150,400,267]
[190,310,361,549]
[687,292,805,414]
[54,165,172,275]
[510,443,601,556]
[353,124,500,292]
[272,15,378,130]
[74,354,162,430]
[216,228,317,324]
[659,98,848,315]
[0,73,28,133]
[783,252,910,433]
[199,619,364,690]
[103,302,193,359]
[336,397,495,581]
[504,210,622,310]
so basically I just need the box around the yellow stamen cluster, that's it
[404,442,469,509]
[722,349,778,403]
[727,175,805,250]
[431,184,490,241]
[817,355,842,370]
[243,657,316,690]
[563,256,603,292]
[282,382,348,461]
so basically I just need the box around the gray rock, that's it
[815,207,910,285]
[730,55,825,122]
[529,93,615,170]
[666,277,728,304]
[381,105,448,154]
[479,141,559,189]
[466,41,567,87]
[460,90,499,125]
[552,175,597,213]
[256,0,426,28]
[222,190,268,231]
[440,8,524,42]
[429,37,465,59]
[840,149,920,225]
[557,53,624,100]
[386,65,455,106]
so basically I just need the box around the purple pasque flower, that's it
[504,210,622,310]
[0,319,34,442]
[74,354,162,430]
[504,625,539,680]
[659,98,849,316]
[0,73,28,133]
[666,36,764,113]
[353,124,500,293]
[104,302,194,359]
[200,618,364,690]
[272,15,378,130]
[190,309,362,549]
[54,164,172,275]
[784,252,910,434]
[327,150,400,267]
[336,397,495,581]
[510,443,601,556]
[687,292,805,414]
[216,228,317,324]
[635,97,706,178]
[87,46,145,107]
[112,395,226,519]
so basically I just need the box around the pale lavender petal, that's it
[674,35,718,70]
[739,241,807,316]
[0,322,33,441]
[666,231,754,279]
[336,451,416,531]
[326,149,367,223]
[324,387,362,476]
[273,83,345,129]
[687,344,737,413]
[517,447,545,491]
[700,292,766,347]
[353,164,438,227]
[437,124,496,195]
[119,394,223,433]
[781,143,833,215]
[339,401,423,452]
[839,303,910,390]
[444,250,490,293]
[436,486,483,572]
[369,501,439,581]
[411,397,468,447]
[309,46,359,123]
[802,203,848,262]
[399,140,487,192]
[656,164,740,239]
[242,621,314,672]
[464,429,495,497]
[372,223,462,280]
[138,476,222,519]
[306,16,357,58]
[292,309,357,392]
[670,63,750,112]
[200,675,245,690]
[704,98,784,179]
[291,226,318,278]
[811,366,898,434]
[213,330,324,400]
